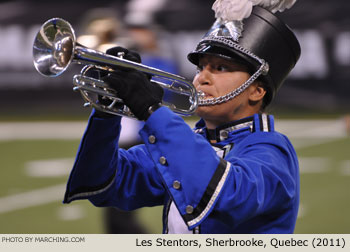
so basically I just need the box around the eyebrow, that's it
[198,55,253,71]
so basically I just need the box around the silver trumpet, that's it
[33,18,198,118]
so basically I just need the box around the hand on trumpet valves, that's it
[102,46,164,121]
[106,46,142,63]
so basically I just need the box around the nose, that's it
[194,66,211,87]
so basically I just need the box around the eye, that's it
[216,64,228,72]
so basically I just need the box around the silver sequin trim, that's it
[262,114,269,132]
[219,121,253,138]
[187,161,231,227]
[66,173,116,202]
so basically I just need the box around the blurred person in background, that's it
[76,8,131,52]
[124,0,181,107]
[125,23,178,76]
[63,0,301,233]
[124,0,178,74]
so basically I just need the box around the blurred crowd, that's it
[76,0,180,75]
[0,0,349,113]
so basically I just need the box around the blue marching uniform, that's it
[64,107,299,234]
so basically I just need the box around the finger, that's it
[106,46,129,57]
[106,46,141,63]
[125,50,142,63]
[149,81,164,98]
[102,73,130,97]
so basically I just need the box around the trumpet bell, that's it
[33,18,75,77]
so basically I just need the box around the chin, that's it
[195,105,211,116]
[195,105,220,120]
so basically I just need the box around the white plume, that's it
[251,0,297,13]
[212,0,297,21]
[212,0,253,21]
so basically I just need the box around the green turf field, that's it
[0,118,349,234]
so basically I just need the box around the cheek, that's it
[215,77,235,95]
[217,74,250,94]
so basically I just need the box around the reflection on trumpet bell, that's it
[33,18,76,77]
[32,17,198,118]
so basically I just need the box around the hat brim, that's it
[187,42,257,69]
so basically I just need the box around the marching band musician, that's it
[63,0,301,233]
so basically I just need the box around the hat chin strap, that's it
[196,36,269,106]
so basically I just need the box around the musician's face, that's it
[193,55,261,129]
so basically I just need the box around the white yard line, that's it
[0,118,142,144]
[0,184,65,214]
[298,157,331,174]
[276,119,348,149]
[0,183,85,221]
[24,158,74,177]
[0,119,347,141]
[57,205,85,221]
[339,160,350,176]
[275,119,347,138]
[0,122,86,140]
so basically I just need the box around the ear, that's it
[248,82,266,102]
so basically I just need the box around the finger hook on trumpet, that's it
[33,17,198,118]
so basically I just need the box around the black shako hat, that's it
[187,6,301,105]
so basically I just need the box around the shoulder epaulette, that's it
[252,114,274,133]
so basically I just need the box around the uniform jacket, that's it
[64,107,299,234]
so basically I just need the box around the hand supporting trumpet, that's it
[101,47,164,121]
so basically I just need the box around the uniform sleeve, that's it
[140,107,298,230]
[63,109,166,210]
